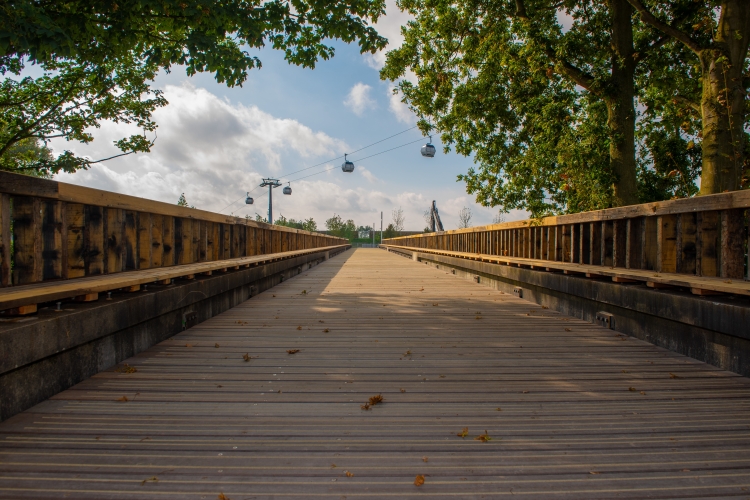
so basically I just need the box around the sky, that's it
[49,0,528,231]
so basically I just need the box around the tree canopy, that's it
[382,0,748,217]
[0,0,387,174]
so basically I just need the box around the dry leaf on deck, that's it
[670,373,680,379]
[296,326,302,330]
[404,350,412,356]
[414,475,425,486]
[400,388,406,393]
[243,353,250,362]
[323,328,330,333]
[457,427,469,438]
[564,328,572,332]
[117,396,129,402]
[422,456,429,462]
[287,349,300,355]
[115,364,137,373]
[217,493,231,500]
[628,387,636,392]
[301,290,307,294]
[215,343,220,348]
[345,471,354,477]
[474,430,492,442]
[140,476,158,485]
[185,344,193,348]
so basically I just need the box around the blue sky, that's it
[51,3,527,230]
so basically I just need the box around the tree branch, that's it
[625,0,703,55]
[673,95,701,113]
[633,35,671,64]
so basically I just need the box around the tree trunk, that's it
[698,0,749,194]
[607,0,640,207]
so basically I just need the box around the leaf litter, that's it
[361,394,384,410]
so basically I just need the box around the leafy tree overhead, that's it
[0,0,387,175]
[325,213,357,239]
[0,0,388,86]
[0,57,164,175]
[381,0,709,216]
[0,137,53,177]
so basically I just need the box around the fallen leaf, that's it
[414,475,425,487]
[361,403,370,410]
[640,391,646,395]
[669,373,680,379]
[301,290,307,294]
[522,390,529,394]
[432,303,439,306]
[439,375,446,378]
[185,344,193,348]
[331,464,337,468]
[368,394,384,406]
[140,476,158,486]
[345,471,354,477]
[457,427,469,438]
[496,407,502,411]
[217,493,230,500]
[475,315,482,319]
[564,328,572,332]
[422,456,429,462]
[117,396,129,402]
[296,326,302,330]
[400,388,406,393]
[589,471,600,475]
[681,469,690,472]
[243,353,250,362]
[115,364,137,373]
[215,343,220,348]
[287,349,300,354]
[272,295,276,297]
[474,430,492,442]
[628,387,636,392]
[323,328,330,333]
[622,370,629,373]
[404,350,412,356]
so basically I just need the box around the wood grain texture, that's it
[1,248,749,499]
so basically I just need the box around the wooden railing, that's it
[383,191,750,293]
[0,171,346,287]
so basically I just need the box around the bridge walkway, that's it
[1,248,750,498]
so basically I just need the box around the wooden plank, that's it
[162,215,175,267]
[198,220,207,262]
[84,205,105,275]
[676,213,697,275]
[150,214,163,268]
[697,211,719,277]
[0,245,346,309]
[589,222,601,266]
[602,221,613,267]
[642,216,658,271]
[192,219,201,262]
[137,212,152,270]
[123,210,138,271]
[104,208,124,273]
[720,209,745,279]
[613,219,627,268]
[625,217,642,269]
[41,200,63,280]
[65,203,85,278]
[0,194,9,286]
[11,196,42,284]
[657,215,677,274]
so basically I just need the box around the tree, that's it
[626,0,750,193]
[383,223,398,239]
[1,0,387,174]
[381,0,696,215]
[0,137,53,177]
[177,193,189,207]
[458,207,472,229]
[0,56,164,175]
[325,214,356,239]
[302,218,318,232]
[1,0,388,87]
[391,207,405,231]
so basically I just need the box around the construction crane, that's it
[429,200,444,232]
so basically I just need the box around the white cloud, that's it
[387,83,416,124]
[343,83,376,116]
[53,83,348,214]
[364,0,413,70]
[359,166,379,183]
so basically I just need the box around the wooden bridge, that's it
[1,172,750,498]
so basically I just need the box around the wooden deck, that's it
[2,248,750,498]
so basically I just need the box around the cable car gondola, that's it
[421,136,436,158]
[342,153,354,173]
[283,183,292,195]
[245,192,254,204]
